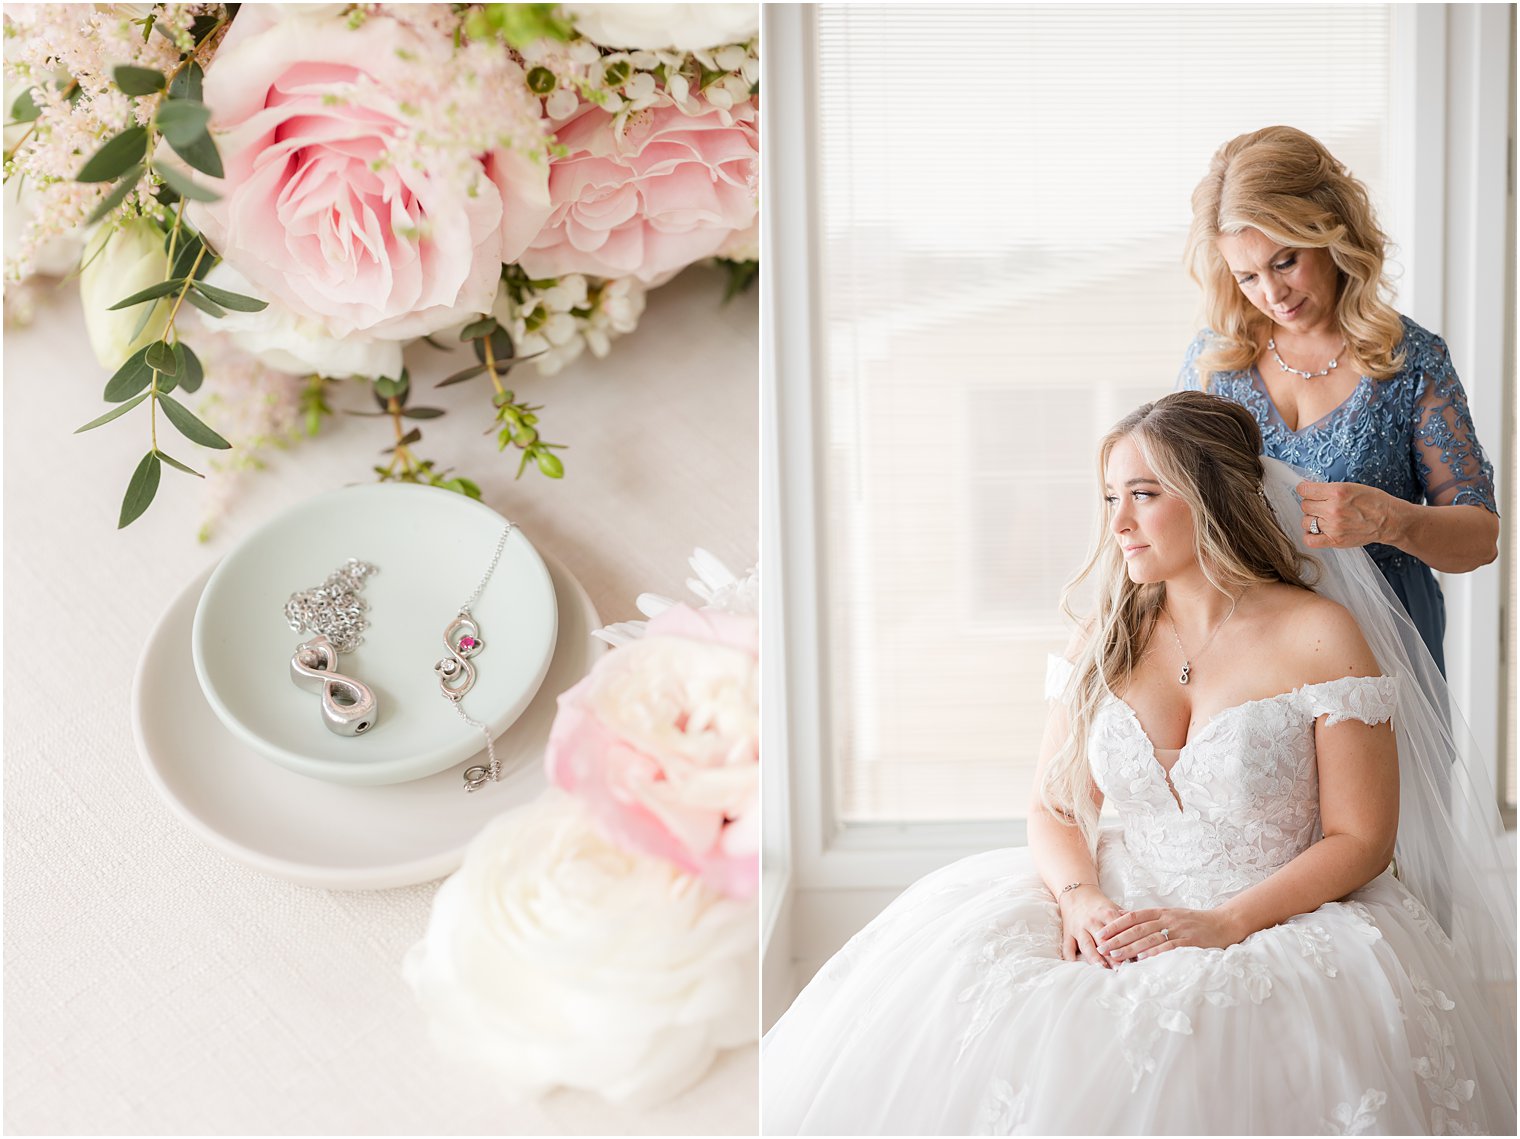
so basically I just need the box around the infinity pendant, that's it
[1178,661,1191,686]
[435,612,485,702]
[290,635,380,736]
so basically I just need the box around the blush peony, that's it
[518,98,758,286]
[188,6,552,341]
[546,604,759,899]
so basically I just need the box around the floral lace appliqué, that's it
[973,1079,1031,1136]
[954,919,1060,1061]
[1322,1088,1388,1135]
[1405,973,1476,1134]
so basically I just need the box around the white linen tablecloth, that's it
[3,266,758,1135]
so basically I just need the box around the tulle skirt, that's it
[762,838,1516,1135]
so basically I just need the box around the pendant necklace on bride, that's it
[1161,592,1243,685]
[1267,336,1347,381]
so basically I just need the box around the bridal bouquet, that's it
[405,550,759,1108]
[3,3,759,528]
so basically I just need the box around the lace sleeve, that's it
[1175,331,1209,393]
[1300,675,1398,727]
[1045,654,1076,702]
[1408,335,1498,513]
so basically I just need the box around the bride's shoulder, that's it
[1257,585,1380,686]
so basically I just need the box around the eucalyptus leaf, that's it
[77,126,149,183]
[86,165,146,223]
[145,339,179,376]
[182,289,226,319]
[74,391,149,433]
[459,316,497,341]
[118,451,161,528]
[192,280,266,311]
[169,230,209,280]
[167,60,204,103]
[436,363,487,388]
[397,426,422,447]
[103,345,155,402]
[154,450,205,478]
[114,65,166,95]
[177,343,204,393]
[166,129,223,179]
[152,160,218,202]
[403,407,445,419]
[158,393,231,449]
[107,278,185,311]
[9,86,40,123]
[153,99,210,145]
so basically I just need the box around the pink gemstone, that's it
[460,636,477,649]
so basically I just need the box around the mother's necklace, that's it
[432,522,515,792]
[1268,337,1346,381]
[1161,593,1242,686]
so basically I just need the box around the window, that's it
[813,4,1395,825]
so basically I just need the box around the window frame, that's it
[763,4,1515,937]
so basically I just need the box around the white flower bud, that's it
[79,218,172,370]
[714,45,746,71]
[546,88,580,120]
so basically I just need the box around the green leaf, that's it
[177,343,204,393]
[182,289,226,319]
[167,60,204,103]
[459,316,498,341]
[9,86,41,123]
[397,426,422,446]
[169,230,209,280]
[107,278,185,311]
[192,280,266,311]
[534,449,565,478]
[114,65,166,95]
[403,407,445,419]
[77,126,149,182]
[118,451,161,528]
[158,393,231,449]
[103,345,155,402]
[86,165,146,223]
[145,339,179,376]
[75,391,149,433]
[167,127,223,179]
[152,160,219,202]
[470,327,515,365]
[154,450,205,478]
[154,99,210,145]
[436,363,487,388]
[374,370,411,400]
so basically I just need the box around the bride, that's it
[762,391,1516,1135]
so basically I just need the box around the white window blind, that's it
[814,4,1393,823]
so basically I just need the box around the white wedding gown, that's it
[762,659,1517,1135]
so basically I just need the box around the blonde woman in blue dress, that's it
[762,392,1515,1135]
[1178,125,1498,675]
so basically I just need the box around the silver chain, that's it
[457,523,515,792]
[1161,592,1241,686]
[284,559,378,654]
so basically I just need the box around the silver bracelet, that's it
[1058,881,1097,899]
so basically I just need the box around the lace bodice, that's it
[1177,315,1498,575]
[1046,656,1398,909]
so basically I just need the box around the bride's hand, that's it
[1058,885,1126,968]
[1095,906,1246,963]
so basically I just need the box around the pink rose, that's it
[189,7,552,340]
[518,98,758,285]
[546,604,759,899]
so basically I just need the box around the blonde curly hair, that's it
[1184,126,1405,383]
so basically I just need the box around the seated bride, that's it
[762,391,1516,1136]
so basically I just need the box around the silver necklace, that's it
[1161,594,1240,686]
[285,559,381,736]
[1268,337,1346,380]
[433,523,516,792]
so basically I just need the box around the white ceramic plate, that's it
[191,484,557,785]
[135,552,601,890]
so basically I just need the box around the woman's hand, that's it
[1095,906,1246,963]
[1058,885,1127,968]
[1296,479,1399,550]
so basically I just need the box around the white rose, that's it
[195,263,403,379]
[403,789,756,1108]
[565,3,758,50]
[78,218,172,370]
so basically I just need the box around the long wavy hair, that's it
[1042,392,1319,849]
[1184,126,1405,383]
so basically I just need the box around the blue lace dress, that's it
[1179,315,1498,674]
